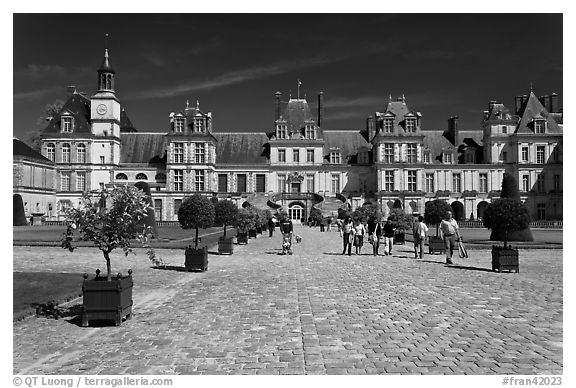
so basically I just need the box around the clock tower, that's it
[90,46,121,138]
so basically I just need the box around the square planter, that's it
[236,232,248,244]
[492,245,519,273]
[218,236,234,255]
[428,236,446,254]
[394,232,405,245]
[81,270,133,327]
[248,229,257,238]
[256,226,263,234]
[185,246,208,272]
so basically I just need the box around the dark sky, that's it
[13,14,562,139]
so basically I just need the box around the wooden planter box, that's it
[256,226,263,234]
[248,229,257,238]
[82,271,133,327]
[185,246,208,272]
[236,232,248,244]
[429,236,446,254]
[394,232,405,245]
[492,246,519,273]
[218,236,234,255]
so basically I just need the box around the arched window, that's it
[115,173,128,180]
[155,173,167,182]
[136,173,148,180]
[46,143,55,162]
[77,143,86,163]
[62,143,71,163]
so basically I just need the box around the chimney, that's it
[483,110,490,120]
[539,95,550,111]
[366,116,375,141]
[488,100,497,112]
[521,94,528,107]
[317,91,324,127]
[275,91,282,121]
[448,116,459,145]
[514,95,523,114]
[67,85,77,95]
[549,93,559,113]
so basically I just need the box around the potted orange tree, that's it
[178,194,215,272]
[61,185,154,327]
[424,199,452,254]
[215,199,238,255]
[387,208,412,245]
[235,208,255,244]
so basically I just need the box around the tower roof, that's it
[278,98,315,134]
[514,91,562,134]
[98,49,115,74]
[120,108,137,132]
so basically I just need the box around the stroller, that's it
[282,233,293,255]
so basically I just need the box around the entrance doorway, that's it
[289,205,304,223]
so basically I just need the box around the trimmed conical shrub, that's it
[13,194,28,226]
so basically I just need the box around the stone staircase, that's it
[314,195,347,217]
[244,193,281,210]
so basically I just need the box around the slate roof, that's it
[484,103,515,121]
[323,130,371,160]
[98,49,115,74]
[120,108,137,132]
[120,133,166,165]
[278,99,315,134]
[42,93,92,133]
[13,138,53,164]
[515,91,562,134]
[213,132,269,165]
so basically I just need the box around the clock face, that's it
[96,104,108,115]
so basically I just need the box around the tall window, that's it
[195,143,205,164]
[452,173,462,193]
[521,146,529,162]
[423,151,430,164]
[174,143,184,163]
[76,172,86,192]
[195,170,205,191]
[174,117,184,133]
[425,173,435,193]
[554,175,561,192]
[276,124,287,139]
[218,174,228,192]
[534,119,546,134]
[154,199,163,220]
[256,174,266,192]
[278,149,286,162]
[465,149,475,163]
[174,170,183,191]
[522,175,530,192]
[383,143,394,163]
[237,174,247,192]
[62,143,71,163]
[407,144,417,163]
[77,144,86,163]
[306,175,315,192]
[383,118,393,133]
[443,152,452,164]
[479,173,488,193]
[537,203,546,220]
[407,171,417,192]
[305,124,315,139]
[306,149,314,163]
[46,143,55,162]
[194,117,205,132]
[384,171,394,191]
[293,149,300,163]
[278,174,286,192]
[61,117,73,132]
[536,146,546,164]
[100,155,105,164]
[537,174,545,193]
[60,172,70,191]
[330,152,341,164]
[174,199,182,215]
[331,174,340,193]
[502,125,508,134]
[405,117,417,132]
[552,146,559,161]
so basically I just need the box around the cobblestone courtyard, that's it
[13,226,563,375]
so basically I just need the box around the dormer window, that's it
[61,117,73,132]
[330,151,341,164]
[276,124,287,139]
[422,150,431,164]
[358,151,369,164]
[534,119,546,134]
[174,117,185,133]
[502,125,508,134]
[443,152,453,164]
[383,118,393,133]
[465,149,476,164]
[305,124,315,139]
[194,117,205,133]
[405,117,417,132]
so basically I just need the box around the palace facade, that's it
[15,47,563,223]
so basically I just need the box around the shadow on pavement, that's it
[445,264,494,273]
[151,265,207,272]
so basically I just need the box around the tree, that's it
[178,194,215,248]
[309,206,323,225]
[387,208,413,232]
[134,181,158,237]
[61,185,154,281]
[500,172,520,200]
[352,203,382,223]
[424,199,452,236]
[214,200,238,238]
[27,99,64,151]
[236,208,256,233]
[13,194,28,226]
[483,198,532,246]
[337,207,351,220]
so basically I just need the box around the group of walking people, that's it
[339,211,463,264]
